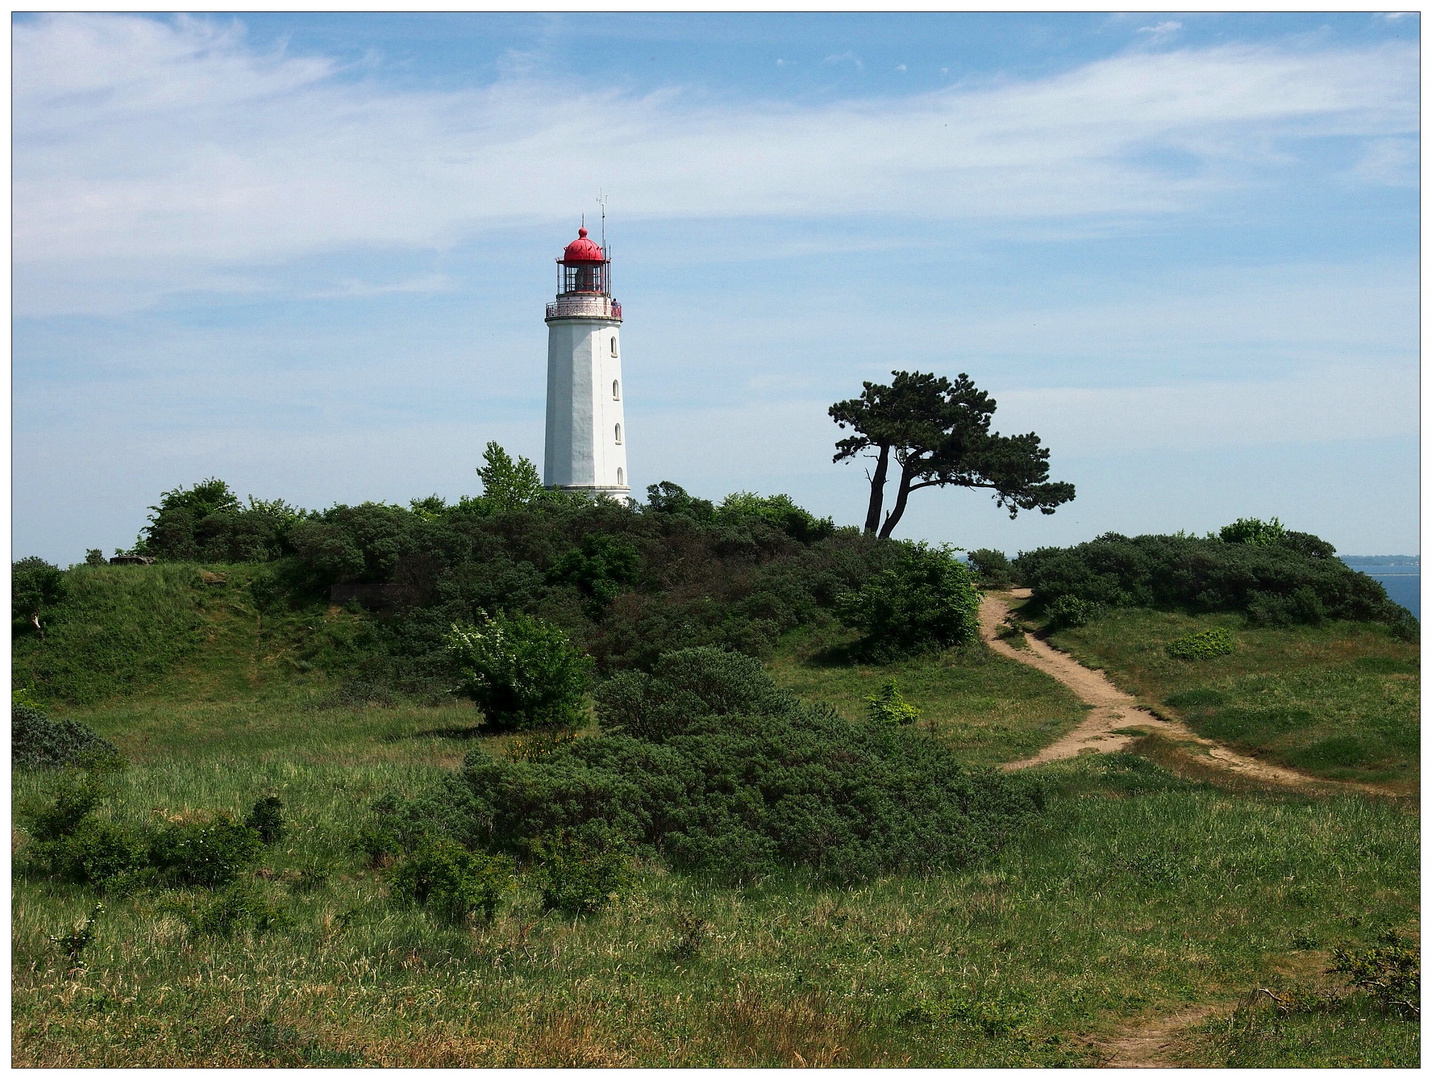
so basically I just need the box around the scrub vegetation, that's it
[12,483,1419,1066]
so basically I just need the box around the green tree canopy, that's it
[829,370,1075,538]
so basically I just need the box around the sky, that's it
[11,11,1421,564]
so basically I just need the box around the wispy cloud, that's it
[13,14,1418,315]
[1136,20,1183,43]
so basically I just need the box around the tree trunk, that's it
[878,464,915,539]
[863,443,891,535]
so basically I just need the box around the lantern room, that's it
[557,226,610,295]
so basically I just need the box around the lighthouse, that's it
[543,226,629,496]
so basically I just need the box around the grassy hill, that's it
[12,556,1420,1066]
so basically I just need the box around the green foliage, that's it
[84,549,108,567]
[13,700,121,770]
[476,441,546,513]
[245,796,284,845]
[192,883,290,938]
[1166,627,1235,660]
[148,815,265,889]
[644,480,715,521]
[1219,516,1286,545]
[386,838,515,925]
[838,541,981,661]
[1328,930,1420,1019]
[13,556,67,632]
[139,480,303,563]
[966,548,1013,589]
[594,647,792,741]
[436,648,1044,884]
[1043,595,1104,630]
[548,533,642,614]
[528,824,634,916]
[715,491,835,543]
[446,613,593,732]
[865,679,920,726]
[1015,529,1405,627]
[830,370,1074,538]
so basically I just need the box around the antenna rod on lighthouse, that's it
[597,191,607,255]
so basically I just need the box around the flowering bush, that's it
[446,613,592,731]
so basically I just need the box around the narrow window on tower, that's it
[612,379,620,399]
[610,336,618,357]
[617,468,624,486]
[615,423,623,444]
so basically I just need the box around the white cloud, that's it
[1136,21,1183,42]
[11,15,1418,315]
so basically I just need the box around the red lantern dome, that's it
[561,227,605,264]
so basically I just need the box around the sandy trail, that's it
[982,590,1375,791]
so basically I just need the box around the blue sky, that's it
[12,12,1420,563]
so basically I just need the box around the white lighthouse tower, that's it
[543,225,629,496]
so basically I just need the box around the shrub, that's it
[29,819,148,889]
[1329,930,1419,1019]
[386,838,515,925]
[1165,627,1235,660]
[433,650,1044,884]
[193,883,290,938]
[84,549,107,567]
[13,556,67,633]
[446,613,593,732]
[594,647,792,741]
[12,701,121,770]
[1043,595,1104,630]
[548,534,642,614]
[245,796,284,845]
[1218,516,1286,545]
[528,824,634,916]
[714,491,835,544]
[1015,529,1404,627]
[865,679,920,726]
[148,814,264,888]
[966,548,1013,589]
[838,541,981,661]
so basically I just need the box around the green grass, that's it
[12,576,1419,1065]
[1042,608,1419,787]
[13,751,1418,1067]
[767,626,1088,767]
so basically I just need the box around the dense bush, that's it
[21,774,266,892]
[13,701,120,770]
[446,613,593,731]
[593,647,793,741]
[528,824,634,915]
[1165,627,1235,660]
[1329,930,1420,1019]
[1043,595,1104,630]
[386,838,514,925]
[838,541,982,660]
[147,815,265,888]
[138,479,304,563]
[395,648,1044,884]
[13,556,66,633]
[966,548,1014,589]
[1015,527,1405,627]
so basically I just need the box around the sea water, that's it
[1342,557,1419,620]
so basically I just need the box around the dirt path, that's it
[1096,1005,1219,1068]
[981,591,1379,792]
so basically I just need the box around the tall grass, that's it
[13,752,1418,1067]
